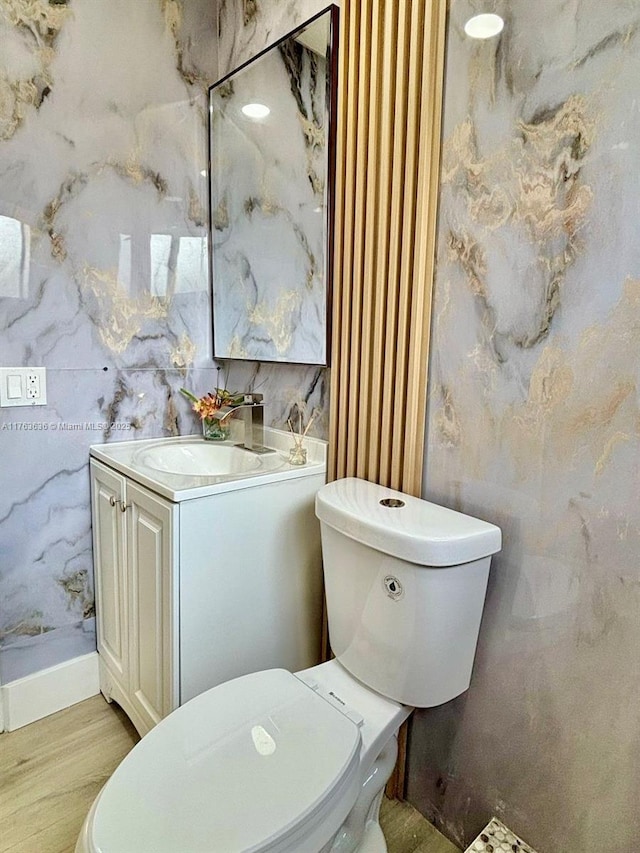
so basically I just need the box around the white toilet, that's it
[76,477,501,853]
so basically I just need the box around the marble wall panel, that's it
[407,2,640,852]
[0,0,221,683]
[0,0,335,685]
[217,0,336,77]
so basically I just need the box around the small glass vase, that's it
[288,445,307,466]
[202,417,230,441]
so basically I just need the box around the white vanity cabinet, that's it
[91,460,178,736]
[90,431,326,738]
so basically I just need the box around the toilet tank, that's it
[315,478,501,708]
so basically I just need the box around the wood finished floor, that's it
[0,695,460,853]
[380,799,460,853]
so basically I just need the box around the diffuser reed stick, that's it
[287,412,315,464]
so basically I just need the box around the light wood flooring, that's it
[0,696,138,853]
[0,695,460,853]
[380,799,460,853]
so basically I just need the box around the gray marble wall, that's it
[408,2,640,852]
[0,0,330,685]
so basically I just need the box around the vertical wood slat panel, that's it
[330,0,446,496]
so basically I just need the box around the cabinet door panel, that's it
[127,482,176,730]
[90,461,127,684]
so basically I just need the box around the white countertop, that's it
[90,427,327,502]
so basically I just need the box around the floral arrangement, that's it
[180,387,244,421]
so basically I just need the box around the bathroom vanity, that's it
[89,428,326,737]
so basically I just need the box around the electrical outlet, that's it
[0,367,47,407]
[26,373,40,399]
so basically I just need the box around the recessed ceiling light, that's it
[464,13,504,39]
[242,103,271,119]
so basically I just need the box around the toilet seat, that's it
[86,669,362,853]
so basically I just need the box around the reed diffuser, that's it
[287,412,315,465]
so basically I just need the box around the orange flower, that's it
[180,388,243,421]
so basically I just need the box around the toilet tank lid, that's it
[316,478,501,566]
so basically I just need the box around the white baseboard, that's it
[1,652,100,732]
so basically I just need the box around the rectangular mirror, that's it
[208,6,338,365]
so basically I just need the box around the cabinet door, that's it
[126,481,177,731]
[90,461,128,686]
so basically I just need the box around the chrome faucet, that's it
[213,393,275,455]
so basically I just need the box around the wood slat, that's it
[367,0,400,481]
[402,0,447,494]
[329,0,358,479]
[379,0,412,485]
[356,0,383,478]
[391,0,421,489]
[344,0,374,474]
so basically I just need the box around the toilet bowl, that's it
[76,661,410,853]
[77,477,501,853]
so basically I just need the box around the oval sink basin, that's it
[133,443,263,477]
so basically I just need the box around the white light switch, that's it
[0,367,47,407]
[7,374,22,399]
